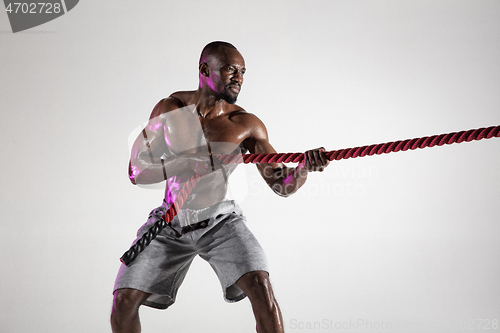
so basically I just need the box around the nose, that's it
[232,70,243,85]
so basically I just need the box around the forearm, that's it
[267,165,308,197]
[129,160,166,185]
[129,154,193,185]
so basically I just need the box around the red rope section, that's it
[121,125,499,265]
[120,174,202,266]
[217,125,500,164]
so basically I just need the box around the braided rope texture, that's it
[217,125,500,164]
[120,174,202,266]
[120,125,499,265]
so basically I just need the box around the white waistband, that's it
[162,199,241,227]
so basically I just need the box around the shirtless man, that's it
[111,41,330,333]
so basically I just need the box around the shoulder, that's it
[229,109,269,140]
[149,91,196,119]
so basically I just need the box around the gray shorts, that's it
[113,200,269,309]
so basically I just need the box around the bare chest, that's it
[162,108,249,156]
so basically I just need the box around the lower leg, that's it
[237,271,284,333]
[111,289,151,333]
[254,295,284,333]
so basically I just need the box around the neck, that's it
[192,87,228,119]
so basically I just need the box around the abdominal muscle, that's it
[163,161,237,210]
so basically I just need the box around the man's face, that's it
[207,47,246,104]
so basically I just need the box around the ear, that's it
[199,62,210,77]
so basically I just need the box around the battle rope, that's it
[217,125,500,164]
[120,174,202,266]
[120,125,500,265]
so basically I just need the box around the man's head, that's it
[199,41,246,104]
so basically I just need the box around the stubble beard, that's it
[222,92,238,104]
[221,85,239,104]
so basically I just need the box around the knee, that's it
[111,289,143,320]
[240,271,275,304]
[246,271,272,291]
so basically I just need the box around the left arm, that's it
[242,114,329,197]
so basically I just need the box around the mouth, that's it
[227,84,240,94]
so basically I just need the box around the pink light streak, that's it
[165,175,182,205]
[283,173,294,186]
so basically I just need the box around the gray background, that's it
[1,1,499,332]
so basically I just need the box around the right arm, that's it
[128,97,211,185]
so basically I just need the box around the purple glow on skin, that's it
[164,134,171,147]
[148,122,171,147]
[283,173,294,185]
[150,122,162,131]
[207,76,220,91]
[199,72,221,92]
[129,165,139,181]
[165,176,182,205]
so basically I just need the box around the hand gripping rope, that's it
[120,125,500,266]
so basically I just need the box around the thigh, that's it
[114,206,198,309]
[198,214,269,301]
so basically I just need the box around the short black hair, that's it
[199,41,237,64]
